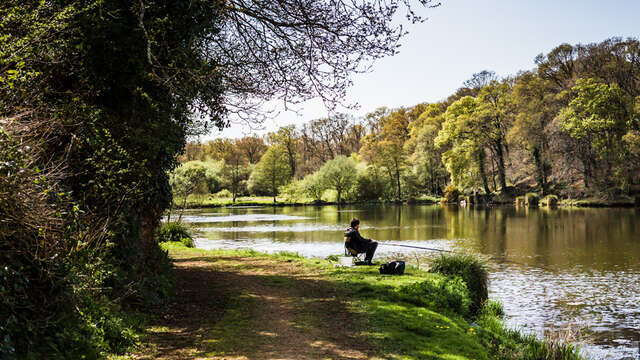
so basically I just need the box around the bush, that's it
[397,276,471,316]
[443,185,459,203]
[429,254,488,316]
[515,196,526,207]
[156,222,195,248]
[300,173,326,201]
[481,300,505,318]
[279,180,304,203]
[353,165,392,201]
[525,192,539,207]
[213,189,233,198]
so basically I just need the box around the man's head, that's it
[350,218,360,229]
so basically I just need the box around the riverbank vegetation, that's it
[126,243,582,360]
[176,37,640,207]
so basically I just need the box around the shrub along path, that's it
[131,248,375,359]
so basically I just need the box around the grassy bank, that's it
[122,243,582,360]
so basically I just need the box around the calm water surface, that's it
[177,205,640,359]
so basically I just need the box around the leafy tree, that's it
[474,81,514,192]
[558,78,636,190]
[509,73,558,194]
[360,108,412,198]
[222,144,249,203]
[206,139,236,160]
[405,103,448,195]
[535,43,578,90]
[462,70,498,95]
[170,163,208,220]
[300,172,327,202]
[317,156,357,204]
[354,164,393,200]
[248,145,291,203]
[235,136,267,164]
[436,96,489,192]
[267,125,298,177]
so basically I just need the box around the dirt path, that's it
[133,254,377,359]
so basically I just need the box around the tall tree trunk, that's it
[495,140,507,192]
[288,148,296,178]
[395,158,401,199]
[272,174,276,204]
[582,157,592,190]
[167,172,174,223]
[478,150,491,194]
[532,146,547,195]
[232,160,238,203]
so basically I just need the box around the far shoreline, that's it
[173,196,639,210]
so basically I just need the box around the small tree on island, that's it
[248,145,291,203]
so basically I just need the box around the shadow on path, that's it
[136,256,376,359]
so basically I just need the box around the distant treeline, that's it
[176,37,640,202]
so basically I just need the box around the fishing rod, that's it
[378,242,458,254]
[377,241,552,270]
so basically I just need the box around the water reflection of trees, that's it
[442,206,640,269]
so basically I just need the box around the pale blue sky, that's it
[207,0,640,139]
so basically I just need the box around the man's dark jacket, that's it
[344,227,373,252]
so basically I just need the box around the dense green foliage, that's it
[430,254,489,316]
[0,0,215,354]
[0,130,142,358]
[248,145,292,203]
[180,37,640,205]
[317,156,358,204]
[156,222,195,248]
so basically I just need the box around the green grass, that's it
[157,243,583,360]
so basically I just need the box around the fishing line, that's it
[377,241,554,271]
[378,242,458,253]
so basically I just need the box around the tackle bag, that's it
[379,261,405,275]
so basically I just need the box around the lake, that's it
[176,204,640,359]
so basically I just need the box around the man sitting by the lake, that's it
[344,218,378,265]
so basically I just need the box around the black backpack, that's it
[379,261,405,275]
